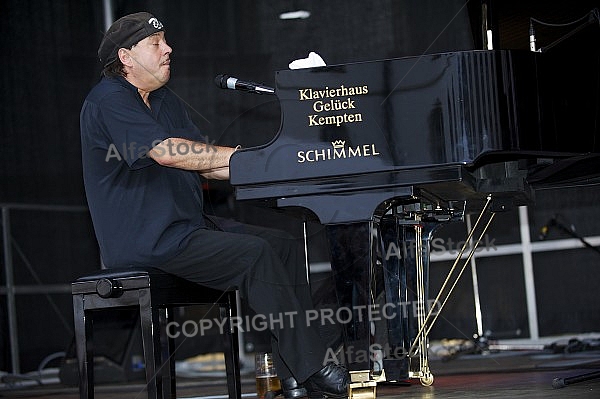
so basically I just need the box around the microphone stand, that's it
[549,218,600,257]
[543,214,600,389]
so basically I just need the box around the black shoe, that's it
[281,376,308,398]
[303,363,350,399]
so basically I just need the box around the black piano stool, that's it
[71,266,241,399]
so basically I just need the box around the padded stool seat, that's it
[72,266,241,399]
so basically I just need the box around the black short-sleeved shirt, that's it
[80,76,207,267]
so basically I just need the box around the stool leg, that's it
[139,290,161,399]
[73,294,94,399]
[160,307,176,399]
[221,291,241,399]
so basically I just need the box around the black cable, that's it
[531,8,598,28]
[529,8,600,53]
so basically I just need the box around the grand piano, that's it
[228,47,599,390]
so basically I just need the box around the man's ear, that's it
[118,48,132,67]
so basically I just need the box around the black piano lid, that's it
[229,49,599,223]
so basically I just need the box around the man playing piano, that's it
[80,12,349,399]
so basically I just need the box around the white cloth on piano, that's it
[288,52,326,69]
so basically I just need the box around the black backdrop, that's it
[1,0,599,373]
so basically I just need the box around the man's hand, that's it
[199,166,230,180]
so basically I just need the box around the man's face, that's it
[127,32,172,90]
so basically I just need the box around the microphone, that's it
[529,21,537,52]
[539,218,556,240]
[214,74,274,95]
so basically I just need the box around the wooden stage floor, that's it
[1,348,599,398]
[0,369,599,399]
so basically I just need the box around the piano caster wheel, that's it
[420,374,434,387]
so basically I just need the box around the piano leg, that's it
[326,222,379,397]
[325,217,442,392]
[324,196,497,392]
[378,216,443,386]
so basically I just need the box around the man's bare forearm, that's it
[148,138,237,174]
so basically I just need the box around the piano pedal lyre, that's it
[411,220,434,387]
[406,194,496,386]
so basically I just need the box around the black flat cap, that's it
[98,12,165,67]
